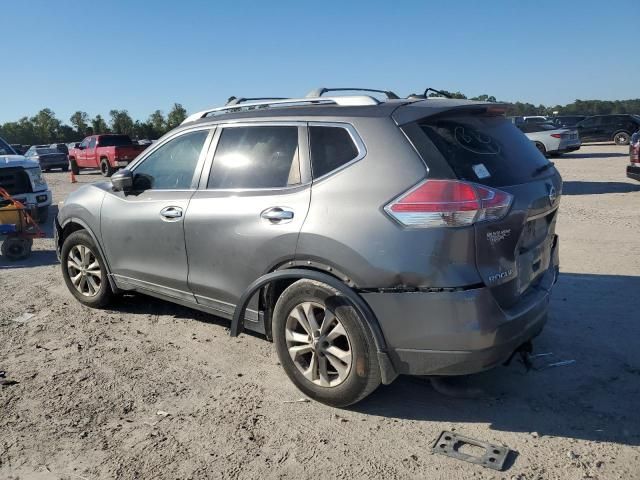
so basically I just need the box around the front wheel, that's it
[60,230,113,308]
[36,206,49,224]
[272,280,381,407]
[100,158,114,177]
[70,159,79,175]
[613,131,630,145]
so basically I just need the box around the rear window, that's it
[419,116,549,187]
[99,135,132,147]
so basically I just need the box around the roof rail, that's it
[181,95,380,125]
[306,87,400,100]
[225,96,288,106]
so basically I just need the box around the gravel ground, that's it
[1,144,639,480]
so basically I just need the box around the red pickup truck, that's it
[68,134,148,177]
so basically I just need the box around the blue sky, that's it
[1,0,637,123]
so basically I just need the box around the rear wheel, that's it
[61,230,113,308]
[70,159,79,175]
[613,131,630,145]
[535,142,547,156]
[100,158,114,177]
[272,279,381,407]
[61,164,69,172]
[1,237,32,260]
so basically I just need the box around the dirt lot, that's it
[1,144,639,480]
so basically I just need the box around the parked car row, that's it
[512,114,640,145]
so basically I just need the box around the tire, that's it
[613,131,630,146]
[100,158,114,177]
[272,279,381,407]
[70,159,80,175]
[60,230,113,308]
[36,206,49,224]
[1,237,33,260]
[535,142,547,156]
[62,164,69,172]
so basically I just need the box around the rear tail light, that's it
[550,133,562,138]
[385,179,513,228]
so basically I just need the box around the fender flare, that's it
[230,269,397,384]
[230,269,387,350]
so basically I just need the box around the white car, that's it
[0,136,52,222]
[516,122,581,156]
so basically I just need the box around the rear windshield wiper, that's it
[533,161,555,176]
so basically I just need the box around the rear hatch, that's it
[412,111,561,309]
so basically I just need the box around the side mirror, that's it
[111,169,133,192]
[77,145,85,150]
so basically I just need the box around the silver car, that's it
[517,122,581,156]
[55,88,562,406]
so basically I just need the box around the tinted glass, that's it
[520,123,559,133]
[419,116,549,187]
[0,138,16,155]
[88,138,97,149]
[579,117,599,127]
[133,130,208,190]
[208,126,300,189]
[309,126,359,178]
[35,148,59,154]
[99,135,132,147]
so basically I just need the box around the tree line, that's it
[2,96,640,146]
[0,103,188,146]
[429,91,640,117]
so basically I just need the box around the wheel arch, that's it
[231,268,398,385]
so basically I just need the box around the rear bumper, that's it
[627,164,640,181]
[363,238,559,376]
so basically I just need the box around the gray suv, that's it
[55,88,561,406]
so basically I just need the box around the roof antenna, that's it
[423,88,452,99]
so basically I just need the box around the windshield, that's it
[419,115,550,187]
[0,137,17,155]
[99,135,132,147]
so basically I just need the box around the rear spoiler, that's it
[392,100,508,126]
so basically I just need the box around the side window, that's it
[309,126,359,178]
[88,137,97,149]
[80,138,90,148]
[581,117,599,127]
[133,130,209,191]
[207,126,300,189]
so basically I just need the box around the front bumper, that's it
[10,189,52,208]
[627,164,640,181]
[362,237,559,376]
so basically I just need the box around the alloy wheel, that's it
[285,301,352,387]
[67,244,102,297]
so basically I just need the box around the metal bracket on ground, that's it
[432,431,511,471]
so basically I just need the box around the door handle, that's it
[261,207,294,222]
[160,206,183,220]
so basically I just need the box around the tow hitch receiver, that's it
[432,431,511,471]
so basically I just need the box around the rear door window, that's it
[418,116,549,187]
[208,126,300,189]
[309,125,360,178]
